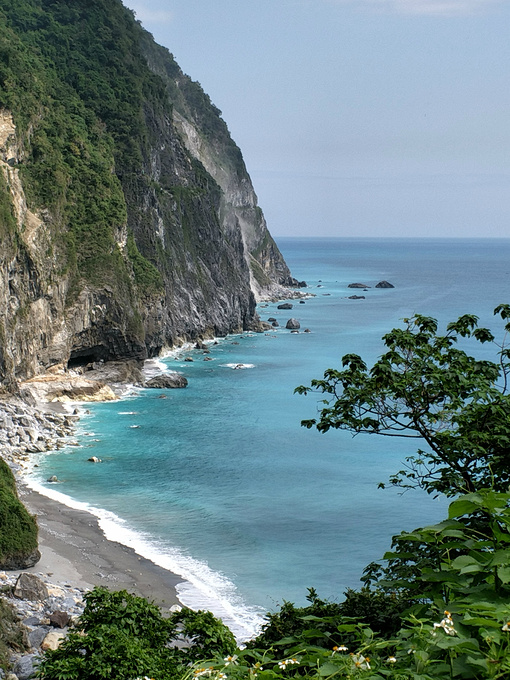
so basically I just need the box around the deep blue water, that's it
[28,237,510,638]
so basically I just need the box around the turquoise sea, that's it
[28,237,510,638]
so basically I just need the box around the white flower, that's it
[433,612,457,636]
[332,645,348,654]
[224,655,239,666]
[502,621,510,632]
[350,654,371,670]
[278,658,299,669]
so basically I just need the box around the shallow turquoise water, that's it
[29,237,510,637]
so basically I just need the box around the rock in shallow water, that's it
[145,374,188,389]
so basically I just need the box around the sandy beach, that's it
[15,482,183,610]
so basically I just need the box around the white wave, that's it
[117,411,139,415]
[143,358,169,378]
[221,363,255,370]
[24,477,264,642]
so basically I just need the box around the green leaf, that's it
[448,499,477,518]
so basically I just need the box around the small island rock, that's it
[348,283,370,289]
[146,374,188,389]
[375,280,395,288]
[286,318,301,329]
[277,302,293,310]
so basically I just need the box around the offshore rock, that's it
[375,280,395,288]
[348,283,370,289]
[286,318,301,330]
[277,303,293,310]
[145,374,188,389]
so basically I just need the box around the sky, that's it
[125,0,509,238]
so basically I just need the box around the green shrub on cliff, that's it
[0,459,39,569]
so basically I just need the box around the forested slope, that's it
[0,0,294,386]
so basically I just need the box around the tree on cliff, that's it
[296,305,510,497]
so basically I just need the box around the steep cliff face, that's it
[0,0,295,386]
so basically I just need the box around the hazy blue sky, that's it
[126,0,509,238]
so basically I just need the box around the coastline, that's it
[16,482,183,609]
[1,338,269,639]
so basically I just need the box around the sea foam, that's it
[25,477,264,641]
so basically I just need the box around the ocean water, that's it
[28,237,510,639]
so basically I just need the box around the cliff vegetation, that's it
[0,0,295,387]
[0,459,39,569]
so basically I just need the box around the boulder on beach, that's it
[277,302,293,310]
[14,574,49,602]
[375,280,395,288]
[145,374,188,389]
[348,283,370,289]
[286,318,301,329]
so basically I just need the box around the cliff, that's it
[0,0,297,387]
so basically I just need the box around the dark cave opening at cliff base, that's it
[67,347,109,369]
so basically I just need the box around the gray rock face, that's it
[13,655,35,680]
[0,9,297,387]
[348,283,370,289]
[277,303,293,310]
[14,574,49,602]
[375,280,395,288]
[145,374,188,389]
[286,318,301,330]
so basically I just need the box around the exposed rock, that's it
[47,476,58,483]
[14,574,49,602]
[286,318,301,330]
[348,295,365,300]
[41,630,66,651]
[19,375,118,404]
[13,655,36,680]
[271,321,279,327]
[299,300,306,304]
[84,360,145,386]
[304,328,311,333]
[277,303,293,310]
[375,280,395,288]
[145,374,188,389]
[0,6,298,388]
[49,611,70,628]
[87,456,101,463]
[348,283,370,289]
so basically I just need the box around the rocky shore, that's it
[0,363,188,678]
[0,571,86,680]
[0,397,80,473]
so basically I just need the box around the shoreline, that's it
[1,336,268,639]
[16,481,183,610]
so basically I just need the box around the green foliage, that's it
[0,459,38,568]
[36,587,236,680]
[0,171,17,238]
[127,233,163,293]
[183,492,510,680]
[0,597,29,672]
[296,308,510,497]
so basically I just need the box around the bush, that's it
[0,459,39,569]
